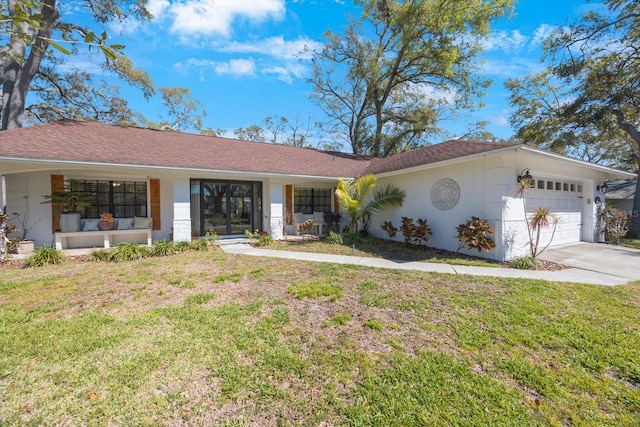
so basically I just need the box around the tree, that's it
[506,70,637,170]
[506,0,640,237]
[144,87,207,133]
[309,0,513,157]
[26,58,144,126]
[334,174,406,233]
[1,0,152,130]
[234,125,266,142]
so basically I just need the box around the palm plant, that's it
[335,174,406,233]
[517,177,559,258]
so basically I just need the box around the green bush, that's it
[380,221,397,239]
[24,245,66,267]
[597,203,628,244]
[256,234,274,247]
[511,257,538,270]
[150,239,177,257]
[110,242,148,262]
[399,217,432,246]
[456,216,496,252]
[190,239,210,251]
[175,241,192,252]
[88,248,113,262]
[326,231,343,245]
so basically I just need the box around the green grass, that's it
[270,237,500,267]
[621,238,640,249]
[1,251,639,425]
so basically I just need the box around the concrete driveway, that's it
[538,242,640,283]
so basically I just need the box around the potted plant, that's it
[99,212,114,230]
[42,179,92,232]
[11,196,40,254]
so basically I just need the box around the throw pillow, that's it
[82,218,101,231]
[117,218,134,230]
[133,216,153,229]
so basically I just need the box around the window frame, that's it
[73,179,148,219]
[294,187,332,214]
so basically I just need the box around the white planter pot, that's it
[60,212,82,232]
[17,240,35,254]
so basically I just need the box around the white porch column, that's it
[173,179,191,242]
[269,184,284,240]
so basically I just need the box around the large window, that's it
[294,187,332,214]
[75,180,148,219]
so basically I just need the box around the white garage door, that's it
[526,179,584,247]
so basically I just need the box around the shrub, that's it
[88,248,113,262]
[24,245,66,267]
[190,239,210,251]
[456,216,496,252]
[204,229,219,244]
[256,234,274,247]
[150,239,177,257]
[381,221,397,239]
[597,203,628,244]
[511,256,538,270]
[110,242,148,262]
[175,241,192,252]
[399,217,432,246]
[326,231,344,245]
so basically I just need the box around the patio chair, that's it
[293,212,307,235]
[313,211,327,235]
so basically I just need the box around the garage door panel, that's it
[527,184,583,247]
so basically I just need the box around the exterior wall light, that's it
[597,181,609,194]
[517,168,533,183]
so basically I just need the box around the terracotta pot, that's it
[99,221,114,231]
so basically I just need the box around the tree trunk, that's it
[1,0,58,130]
[612,109,640,237]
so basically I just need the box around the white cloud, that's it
[531,23,557,48]
[176,58,257,78]
[169,0,285,38]
[218,36,322,60]
[263,62,307,84]
[483,30,528,52]
[148,0,171,20]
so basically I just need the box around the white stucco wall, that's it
[372,149,618,261]
[374,156,502,259]
[5,172,55,246]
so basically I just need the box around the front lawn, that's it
[621,238,640,249]
[270,236,501,268]
[1,250,639,425]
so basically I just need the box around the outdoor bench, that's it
[54,217,153,250]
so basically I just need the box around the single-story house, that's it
[0,120,635,261]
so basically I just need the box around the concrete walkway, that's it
[220,243,635,286]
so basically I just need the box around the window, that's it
[75,180,148,219]
[537,180,545,190]
[563,183,569,191]
[547,181,554,190]
[294,187,332,214]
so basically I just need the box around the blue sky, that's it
[64,0,598,149]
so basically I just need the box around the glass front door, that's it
[192,180,261,236]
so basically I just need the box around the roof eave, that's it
[0,156,351,181]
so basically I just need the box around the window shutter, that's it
[50,175,64,232]
[150,179,161,231]
[285,185,293,224]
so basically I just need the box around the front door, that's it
[193,180,260,236]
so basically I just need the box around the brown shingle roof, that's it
[0,120,370,178]
[365,139,518,174]
[0,121,520,178]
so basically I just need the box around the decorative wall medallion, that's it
[431,178,460,210]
